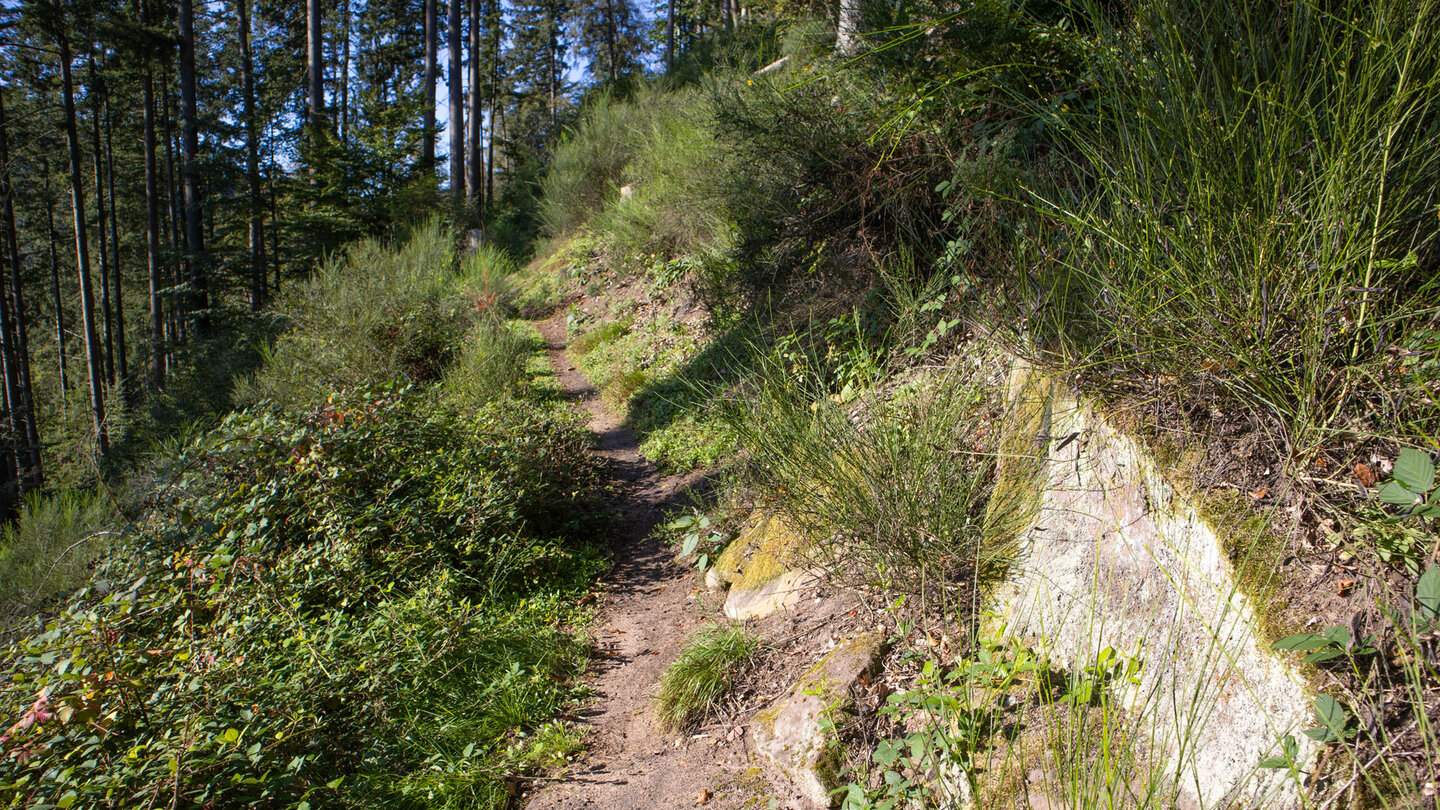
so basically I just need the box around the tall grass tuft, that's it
[724,355,1013,614]
[238,218,472,407]
[656,623,760,731]
[442,318,534,409]
[1023,0,1440,457]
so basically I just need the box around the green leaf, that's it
[1272,633,1332,651]
[681,534,699,557]
[1303,726,1337,743]
[1392,448,1434,493]
[1378,481,1419,506]
[1260,735,1298,768]
[1312,694,1349,740]
[1417,565,1440,620]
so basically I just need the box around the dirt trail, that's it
[523,317,753,810]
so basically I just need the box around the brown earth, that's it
[521,316,760,810]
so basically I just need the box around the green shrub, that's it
[541,94,649,237]
[238,219,472,408]
[0,489,117,625]
[0,387,603,809]
[543,84,736,274]
[656,624,760,731]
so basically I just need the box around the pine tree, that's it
[575,0,647,84]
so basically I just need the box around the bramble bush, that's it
[0,386,603,809]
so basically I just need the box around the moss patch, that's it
[985,362,1053,579]
[713,513,812,594]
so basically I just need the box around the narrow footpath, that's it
[523,317,754,810]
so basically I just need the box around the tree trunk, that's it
[268,136,281,291]
[239,0,265,311]
[0,85,43,494]
[835,0,862,55]
[162,59,184,349]
[105,92,128,395]
[340,0,350,145]
[179,0,209,337]
[142,30,165,391]
[422,0,437,177]
[467,0,482,205]
[605,0,617,82]
[484,10,499,214]
[448,0,464,210]
[306,0,326,175]
[54,15,109,460]
[88,54,117,386]
[42,157,68,404]
[666,0,674,70]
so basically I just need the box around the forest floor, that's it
[522,316,759,810]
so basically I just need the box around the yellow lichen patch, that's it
[713,513,811,593]
[982,362,1052,577]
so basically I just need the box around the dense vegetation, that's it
[1,226,607,808]
[2,0,1438,805]
[520,0,1440,805]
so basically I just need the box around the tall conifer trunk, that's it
[467,0,482,206]
[88,54,116,385]
[162,59,184,349]
[0,85,42,493]
[179,0,209,337]
[239,0,265,310]
[308,0,326,147]
[42,157,69,403]
[340,0,350,145]
[104,92,127,394]
[422,0,437,177]
[448,0,464,210]
[142,6,165,391]
[52,9,109,460]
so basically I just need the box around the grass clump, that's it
[656,623,760,732]
[725,356,1008,611]
[570,320,630,356]
[1023,0,1440,458]
[442,317,537,408]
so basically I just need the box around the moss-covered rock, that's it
[751,631,888,808]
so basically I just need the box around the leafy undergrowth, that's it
[0,227,606,809]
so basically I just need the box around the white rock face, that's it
[724,569,819,621]
[992,364,1315,808]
